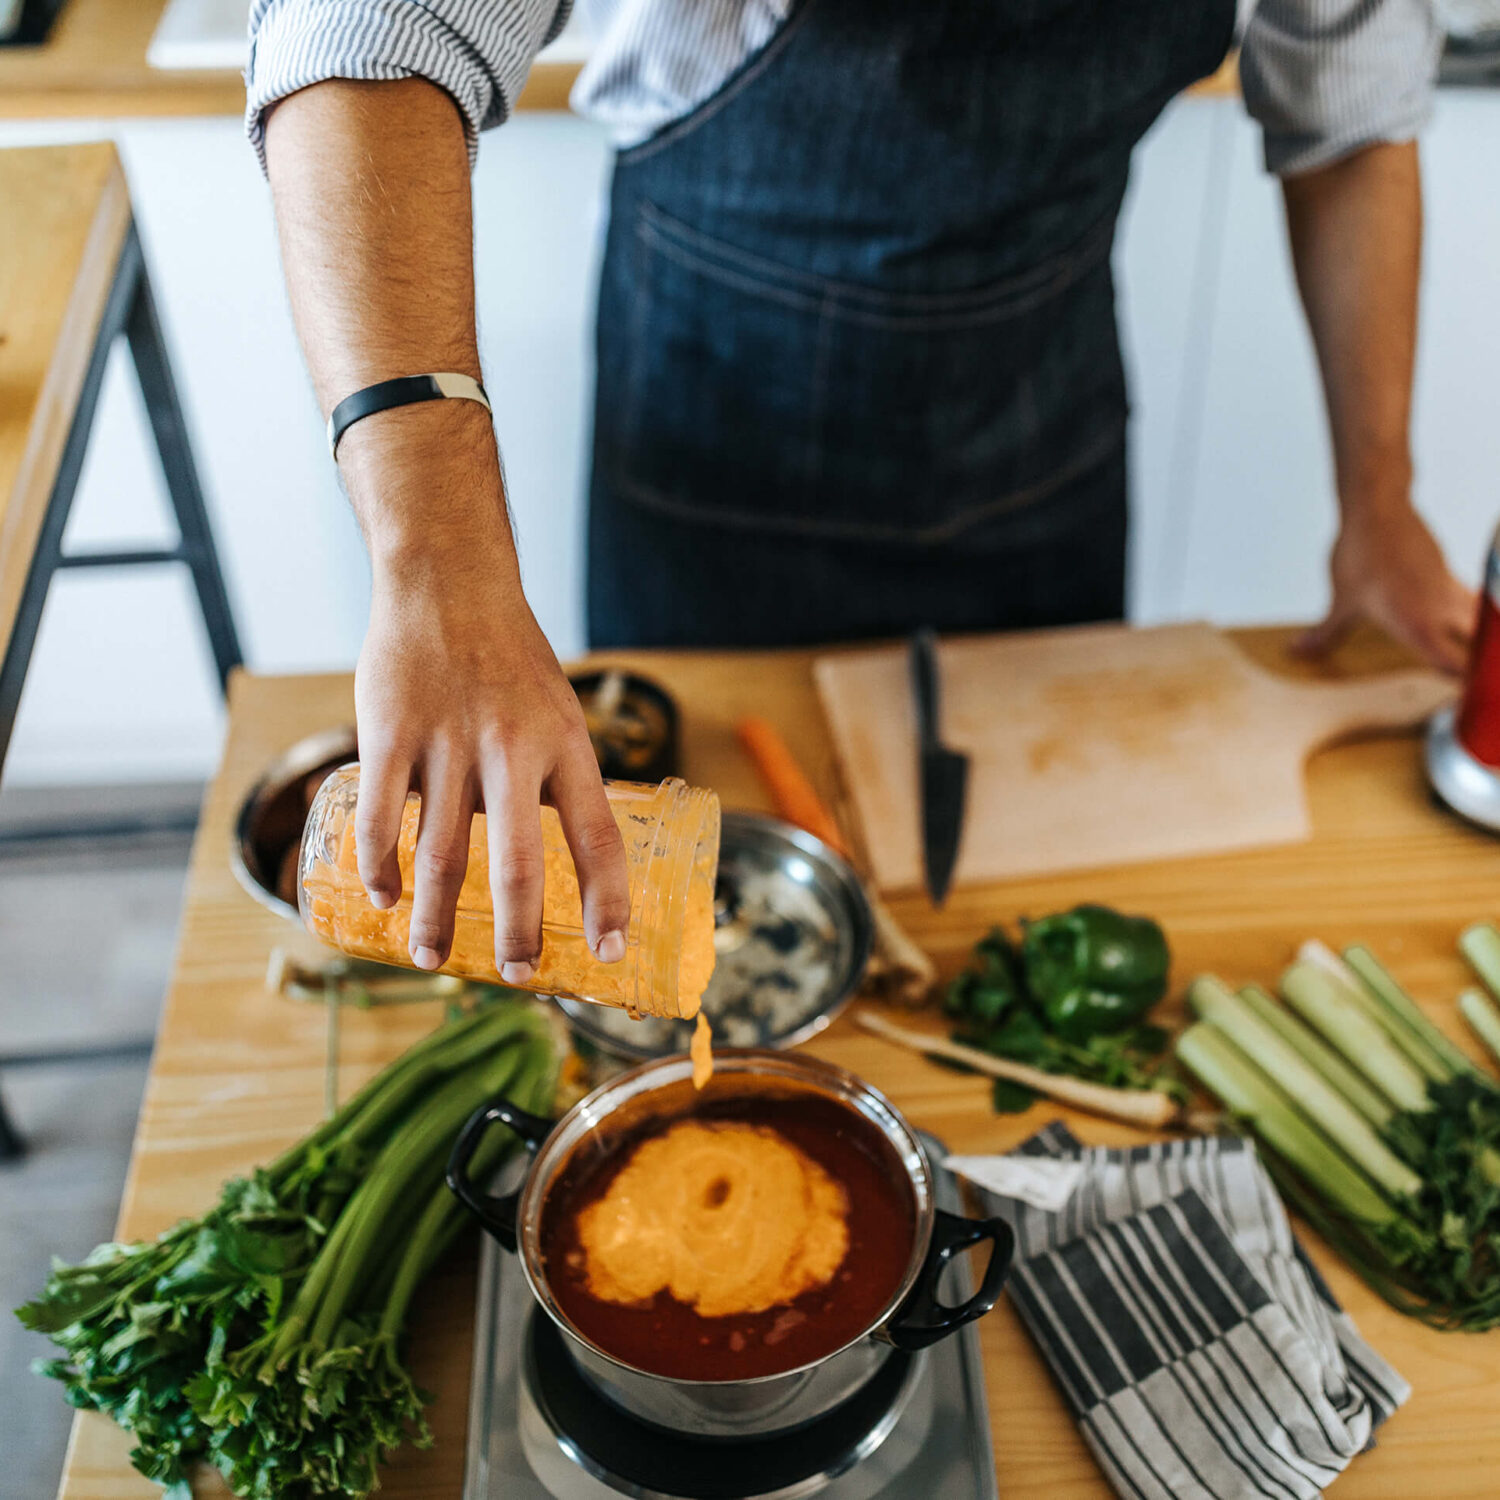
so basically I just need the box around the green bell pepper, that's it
[1020,904,1169,1043]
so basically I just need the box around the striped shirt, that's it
[244,0,1443,177]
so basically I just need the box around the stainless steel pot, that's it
[447,1049,1013,1439]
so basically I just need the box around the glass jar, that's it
[298,765,720,1019]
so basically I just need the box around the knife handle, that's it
[909,627,941,751]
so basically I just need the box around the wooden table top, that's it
[0,141,130,670]
[58,628,1500,1499]
[0,0,580,120]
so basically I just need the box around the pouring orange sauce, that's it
[690,1013,714,1088]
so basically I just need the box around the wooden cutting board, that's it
[813,622,1455,895]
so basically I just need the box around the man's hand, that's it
[1297,501,1475,675]
[1282,142,1474,676]
[347,423,630,978]
[265,78,630,973]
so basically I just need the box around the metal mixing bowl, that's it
[557,811,873,1058]
[232,726,357,920]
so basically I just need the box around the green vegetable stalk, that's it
[1180,952,1500,1331]
[1460,989,1500,1070]
[1188,978,1422,1200]
[17,994,559,1500]
[1460,923,1500,1003]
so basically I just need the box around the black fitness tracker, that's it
[327,373,492,459]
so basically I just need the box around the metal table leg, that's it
[123,235,243,691]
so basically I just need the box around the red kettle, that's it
[1428,525,1500,830]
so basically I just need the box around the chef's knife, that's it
[909,628,969,907]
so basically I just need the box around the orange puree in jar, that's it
[300,766,719,1022]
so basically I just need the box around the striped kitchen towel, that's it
[964,1124,1409,1500]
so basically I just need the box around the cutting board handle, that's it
[1274,668,1456,752]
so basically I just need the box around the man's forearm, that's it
[262,75,630,970]
[1282,141,1421,514]
[1282,139,1474,674]
[264,77,510,567]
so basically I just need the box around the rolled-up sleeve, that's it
[245,0,572,170]
[1240,0,1443,176]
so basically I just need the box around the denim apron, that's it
[587,0,1236,648]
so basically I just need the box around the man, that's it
[248,0,1474,984]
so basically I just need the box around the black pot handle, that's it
[881,1209,1015,1352]
[445,1099,555,1253]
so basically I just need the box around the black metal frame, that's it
[0,217,244,1161]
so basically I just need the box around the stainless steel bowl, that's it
[557,812,873,1059]
[447,1050,1013,1439]
[232,726,357,920]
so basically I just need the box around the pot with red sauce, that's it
[447,1050,1013,1438]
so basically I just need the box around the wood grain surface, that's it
[814,622,1453,895]
[0,141,129,667]
[0,0,580,120]
[58,628,1500,1499]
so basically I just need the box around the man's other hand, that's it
[1297,501,1476,676]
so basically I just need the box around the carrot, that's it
[737,717,937,1007]
[736,717,850,856]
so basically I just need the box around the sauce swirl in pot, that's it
[538,1085,917,1381]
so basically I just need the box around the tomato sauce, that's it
[538,1088,917,1381]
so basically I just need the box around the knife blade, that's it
[908,627,969,907]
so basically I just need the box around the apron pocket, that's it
[600,199,1125,547]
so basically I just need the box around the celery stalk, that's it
[1460,924,1500,1003]
[1459,989,1500,1072]
[1176,1023,1397,1229]
[266,1045,527,1370]
[1238,983,1394,1127]
[378,1040,556,1338]
[1343,944,1479,1082]
[1188,979,1422,1200]
[1300,941,1449,1084]
[308,1047,526,1350]
[1282,959,1430,1112]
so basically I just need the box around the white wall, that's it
[3,90,1495,787]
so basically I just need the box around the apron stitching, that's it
[610,418,1127,547]
[615,0,816,168]
[635,198,1118,321]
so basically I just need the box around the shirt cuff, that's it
[1254,75,1438,178]
[245,0,566,173]
[1240,0,1443,177]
